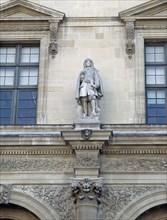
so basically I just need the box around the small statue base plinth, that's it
[74,116,101,130]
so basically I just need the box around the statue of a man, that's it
[76,58,103,117]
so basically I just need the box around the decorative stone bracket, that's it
[125,21,135,59]
[0,184,12,204]
[71,178,103,204]
[62,129,112,178]
[49,22,59,58]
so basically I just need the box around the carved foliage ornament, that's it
[98,185,165,220]
[125,21,135,59]
[49,22,58,58]
[72,178,103,204]
[0,184,12,204]
[13,185,74,220]
[0,158,74,172]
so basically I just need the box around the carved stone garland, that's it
[49,22,58,58]
[125,21,135,59]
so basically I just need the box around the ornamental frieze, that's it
[0,25,49,31]
[13,185,74,220]
[98,185,164,220]
[0,158,74,172]
[100,157,167,172]
[135,25,167,30]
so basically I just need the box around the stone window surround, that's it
[0,32,50,124]
[134,30,167,123]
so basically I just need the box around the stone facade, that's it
[0,0,167,220]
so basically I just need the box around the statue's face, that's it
[85,59,91,67]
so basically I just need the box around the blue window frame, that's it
[0,44,39,125]
[145,43,167,124]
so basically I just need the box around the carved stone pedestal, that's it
[74,116,101,130]
[72,178,102,220]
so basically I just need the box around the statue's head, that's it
[83,58,94,68]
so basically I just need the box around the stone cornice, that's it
[0,147,74,156]
[0,125,166,149]
[102,147,167,156]
[62,130,112,141]
[70,141,105,150]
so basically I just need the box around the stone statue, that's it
[76,58,103,117]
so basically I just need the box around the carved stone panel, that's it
[98,185,165,220]
[0,184,12,204]
[0,158,74,172]
[13,185,74,220]
[101,156,167,172]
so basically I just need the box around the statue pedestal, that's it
[74,116,101,130]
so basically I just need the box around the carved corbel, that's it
[0,184,12,204]
[71,178,103,204]
[125,21,135,59]
[49,22,58,58]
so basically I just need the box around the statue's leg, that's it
[91,98,96,116]
[81,97,88,116]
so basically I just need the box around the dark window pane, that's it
[156,108,166,117]
[157,117,166,124]
[17,118,27,125]
[0,109,11,117]
[147,117,157,124]
[0,91,12,125]
[17,117,35,125]
[19,91,37,99]
[17,90,37,124]
[18,109,36,117]
[18,100,28,108]
[147,108,156,116]
[0,117,11,124]
[0,91,12,99]
[26,118,36,124]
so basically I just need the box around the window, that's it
[145,43,167,124]
[0,44,39,125]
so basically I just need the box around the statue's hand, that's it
[84,79,91,83]
[76,98,81,105]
